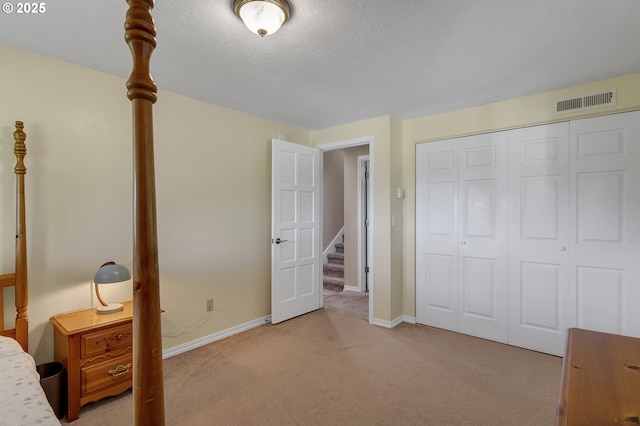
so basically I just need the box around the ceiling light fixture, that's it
[233,0,291,37]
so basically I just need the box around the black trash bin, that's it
[36,361,67,420]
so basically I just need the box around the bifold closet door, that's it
[417,110,640,355]
[416,133,508,343]
[457,133,508,343]
[416,139,460,331]
[508,122,570,356]
[569,111,640,338]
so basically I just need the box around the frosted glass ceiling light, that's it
[233,0,291,37]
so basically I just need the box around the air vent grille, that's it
[557,97,583,113]
[555,89,616,114]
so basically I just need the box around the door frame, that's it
[315,136,374,324]
[357,155,371,292]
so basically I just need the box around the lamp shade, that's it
[234,0,291,37]
[94,263,131,284]
[94,262,131,314]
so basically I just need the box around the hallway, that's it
[323,289,368,321]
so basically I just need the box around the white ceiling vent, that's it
[555,89,617,114]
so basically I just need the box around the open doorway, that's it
[317,138,373,323]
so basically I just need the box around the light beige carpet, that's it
[64,309,561,425]
[323,289,369,321]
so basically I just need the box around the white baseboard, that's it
[163,315,271,359]
[371,316,402,328]
[163,313,416,359]
[371,315,416,328]
[402,315,417,324]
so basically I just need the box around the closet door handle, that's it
[560,246,566,251]
[274,237,288,245]
[460,241,467,245]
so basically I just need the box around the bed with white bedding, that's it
[0,336,60,426]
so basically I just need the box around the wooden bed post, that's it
[124,1,165,424]
[13,121,28,352]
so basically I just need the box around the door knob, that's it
[560,246,566,251]
[460,241,467,245]
[274,237,288,244]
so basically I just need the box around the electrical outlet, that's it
[206,298,214,312]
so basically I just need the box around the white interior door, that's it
[457,133,508,343]
[569,111,640,338]
[508,122,570,356]
[271,139,321,324]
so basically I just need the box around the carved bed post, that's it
[124,1,165,424]
[13,121,28,352]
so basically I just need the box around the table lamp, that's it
[94,261,131,314]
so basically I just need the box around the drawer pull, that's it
[116,333,125,340]
[108,363,132,377]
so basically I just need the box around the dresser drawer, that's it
[81,323,132,358]
[81,353,133,397]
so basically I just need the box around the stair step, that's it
[323,276,344,292]
[335,242,344,254]
[323,263,344,278]
[327,252,344,265]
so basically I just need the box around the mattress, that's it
[0,336,60,426]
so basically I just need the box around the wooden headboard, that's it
[0,121,29,352]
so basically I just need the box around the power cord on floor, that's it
[161,311,212,338]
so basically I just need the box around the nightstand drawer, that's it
[81,323,132,358]
[81,353,133,397]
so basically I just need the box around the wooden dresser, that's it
[556,328,640,425]
[50,301,133,422]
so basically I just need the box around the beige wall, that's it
[0,43,308,363]
[401,72,640,318]
[322,149,344,249]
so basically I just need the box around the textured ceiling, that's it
[1,1,639,130]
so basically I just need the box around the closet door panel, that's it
[463,179,495,238]
[520,262,561,330]
[576,266,623,334]
[424,254,455,310]
[570,111,640,338]
[576,171,623,243]
[427,182,455,236]
[458,133,508,343]
[416,141,459,330]
[521,176,562,239]
[508,122,569,356]
[462,256,497,319]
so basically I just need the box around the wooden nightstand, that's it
[50,301,133,422]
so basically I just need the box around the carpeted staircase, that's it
[323,242,344,292]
